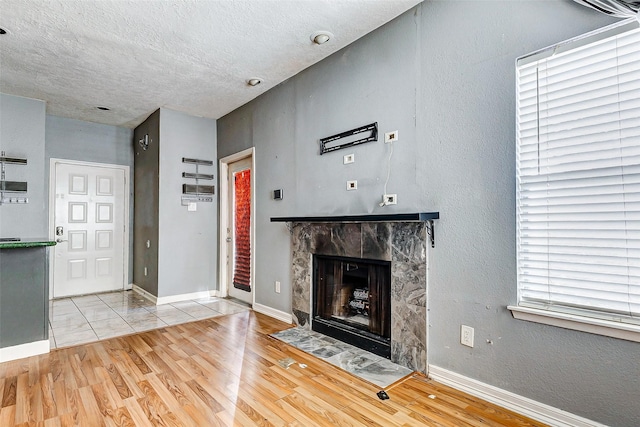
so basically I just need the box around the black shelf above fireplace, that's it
[271,212,440,247]
[270,212,439,223]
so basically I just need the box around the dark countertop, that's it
[0,238,56,249]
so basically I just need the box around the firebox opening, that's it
[312,254,391,359]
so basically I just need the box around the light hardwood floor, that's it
[0,311,547,426]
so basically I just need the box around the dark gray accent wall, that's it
[45,115,134,282]
[133,110,160,296]
[217,2,638,426]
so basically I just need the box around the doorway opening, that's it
[219,148,255,305]
[49,159,129,299]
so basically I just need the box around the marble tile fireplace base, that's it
[289,221,428,374]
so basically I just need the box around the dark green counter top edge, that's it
[0,240,57,249]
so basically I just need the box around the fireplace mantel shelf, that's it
[270,212,439,223]
[271,212,439,247]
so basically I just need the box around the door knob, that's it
[56,238,67,243]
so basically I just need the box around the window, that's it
[510,19,640,341]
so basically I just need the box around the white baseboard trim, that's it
[428,365,607,427]
[156,290,211,305]
[0,339,50,363]
[209,290,222,298]
[252,303,293,324]
[132,285,158,304]
[133,285,219,306]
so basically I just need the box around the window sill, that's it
[507,305,640,343]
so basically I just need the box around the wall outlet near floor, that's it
[347,180,357,190]
[275,281,281,294]
[461,325,474,347]
[144,267,148,276]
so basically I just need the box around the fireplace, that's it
[313,255,391,358]
[271,212,438,374]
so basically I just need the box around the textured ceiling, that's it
[0,0,421,128]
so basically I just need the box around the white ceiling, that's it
[0,0,421,128]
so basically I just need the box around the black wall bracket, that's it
[427,220,435,248]
[320,122,378,155]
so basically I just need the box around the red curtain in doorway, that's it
[233,169,251,291]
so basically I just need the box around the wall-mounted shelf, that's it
[181,157,214,204]
[0,181,28,192]
[0,153,28,205]
[0,157,27,165]
[270,212,439,223]
[182,157,213,166]
[182,172,214,180]
[182,184,215,195]
[271,212,439,247]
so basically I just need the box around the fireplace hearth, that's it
[313,255,391,358]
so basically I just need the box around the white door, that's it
[53,162,127,298]
[227,157,253,304]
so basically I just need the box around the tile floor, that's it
[270,327,413,389]
[48,290,250,349]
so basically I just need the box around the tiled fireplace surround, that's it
[289,221,428,374]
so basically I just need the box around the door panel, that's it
[53,162,126,298]
[228,157,253,304]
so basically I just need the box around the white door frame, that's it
[48,158,130,298]
[219,147,255,305]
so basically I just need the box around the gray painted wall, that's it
[133,109,217,299]
[158,108,217,298]
[217,2,638,426]
[45,115,134,282]
[0,94,47,238]
[133,110,160,296]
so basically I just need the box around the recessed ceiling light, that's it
[310,31,333,45]
[247,78,261,87]
[96,106,110,111]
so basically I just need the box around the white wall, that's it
[0,94,46,238]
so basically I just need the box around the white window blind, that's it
[516,20,640,325]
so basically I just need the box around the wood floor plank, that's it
[41,373,58,420]
[14,373,30,424]
[0,310,548,426]
[2,375,17,407]
[0,404,16,426]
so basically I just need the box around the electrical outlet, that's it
[461,325,474,347]
[383,194,397,205]
[343,153,355,164]
[347,180,357,190]
[144,267,148,277]
[275,281,281,294]
[385,130,399,143]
